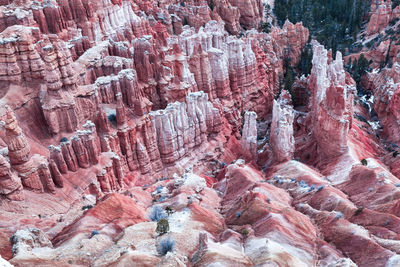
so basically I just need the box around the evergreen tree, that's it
[298,43,313,75]
[350,53,370,86]
[394,0,400,9]
[273,0,370,52]
[261,22,271,33]
[208,0,215,11]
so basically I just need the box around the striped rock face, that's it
[3,0,400,267]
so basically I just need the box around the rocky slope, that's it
[0,0,400,266]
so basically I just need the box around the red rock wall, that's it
[0,0,310,200]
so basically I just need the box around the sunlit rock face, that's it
[2,1,400,267]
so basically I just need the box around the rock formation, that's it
[309,41,355,157]
[0,154,23,201]
[1,0,399,266]
[269,20,310,67]
[270,90,294,163]
[362,63,400,142]
[4,106,42,191]
[241,111,257,161]
[366,0,400,35]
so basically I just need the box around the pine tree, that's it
[273,0,370,51]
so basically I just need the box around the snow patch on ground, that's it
[261,0,274,8]
[168,208,191,233]
[0,255,13,267]
[386,255,400,267]
[245,237,309,267]
[206,239,248,262]
[369,120,381,130]
[326,146,359,184]
[182,173,206,188]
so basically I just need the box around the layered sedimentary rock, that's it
[44,89,221,188]
[212,0,241,34]
[366,0,400,35]
[0,25,44,83]
[309,41,355,157]
[179,21,282,119]
[167,2,213,34]
[150,91,221,164]
[0,3,308,141]
[227,0,263,30]
[49,121,102,176]
[270,90,294,163]
[26,0,152,41]
[241,111,257,161]
[2,0,394,265]
[4,107,42,191]
[221,161,356,266]
[0,155,23,201]
[269,21,310,69]
[267,159,400,267]
[362,63,400,142]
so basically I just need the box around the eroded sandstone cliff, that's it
[1,0,400,266]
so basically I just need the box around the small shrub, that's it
[389,17,400,26]
[82,205,93,211]
[307,185,315,192]
[165,206,173,216]
[107,114,117,124]
[334,212,344,220]
[317,185,325,192]
[149,206,167,222]
[394,0,400,9]
[208,0,214,11]
[242,229,249,236]
[299,180,308,188]
[354,206,363,216]
[393,151,399,158]
[9,234,17,245]
[155,185,163,194]
[261,22,271,33]
[60,137,68,143]
[90,230,99,238]
[157,237,175,255]
[384,218,390,226]
[158,196,166,202]
[361,159,368,166]
[156,219,170,235]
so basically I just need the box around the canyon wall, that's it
[5,0,400,266]
[0,0,310,202]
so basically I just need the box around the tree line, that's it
[274,0,370,55]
